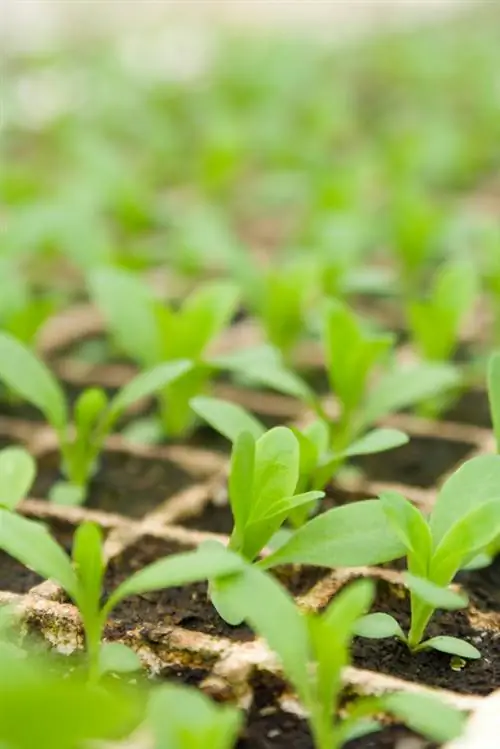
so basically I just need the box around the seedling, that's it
[406,260,477,364]
[198,300,459,499]
[355,454,500,658]
[0,332,191,504]
[216,565,465,749]
[148,683,242,749]
[206,424,409,622]
[0,446,36,511]
[89,267,238,437]
[0,514,244,682]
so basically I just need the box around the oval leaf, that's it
[191,396,265,442]
[384,692,466,743]
[0,447,36,510]
[109,360,192,418]
[354,613,405,640]
[0,333,66,429]
[98,643,142,676]
[420,635,481,659]
[341,428,409,458]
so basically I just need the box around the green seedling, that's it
[201,300,458,501]
[89,267,238,438]
[148,683,242,749]
[0,514,244,682]
[0,647,142,749]
[206,424,409,622]
[355,454,500,658]
[216,565,465,749]
[247,258,319,362]
[0,332,191,504]
[407,260,477,364]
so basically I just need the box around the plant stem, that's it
[407,595,434,651]
[82,612,104,685]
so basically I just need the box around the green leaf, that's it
[340,428,409,458]
[260,500,406,569]
[404,573,468,610]
[0,511,78,598]
[430,455,500,545]
[98,643,142,676]
[363,362,459,425]
[214,564,311,703]
[384,692,466,743]
[324,298,392,413]
[108,360,192,419]
[354,613,405,640]
[0,333,67,429]
[339,719,381,744]
[89,267,162,366]
[419,636,481,659]
[252,428,300,518]
[148,683,242,749]
[488,352,500,452]
[72,523,104,615]
[104,545,244,615]
[175,282,239,359]
[191,396,265,442]
[74,388,108,435]
[229,431,256,544]
[431,499,500,584]
[380,491,432,575]
[322,579,375,642]
[0,447,36,510]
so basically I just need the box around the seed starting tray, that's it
[2,304,499,748]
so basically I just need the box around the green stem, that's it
[407,595,434,651]
[82,611,105,685]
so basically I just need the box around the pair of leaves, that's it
[0,331,191,491]
[90,267,239,365]
[407,260,477,361]
[228,427,322,561]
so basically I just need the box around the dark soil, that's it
[458,558,500,612]
[103,535,327,644]
[239,709,434,749]
[443,389,491,428]
[32,450,194,518]
[350,578,500,695]
[352,436,474,488]
[103,535,255,642]
[156,662,211,688]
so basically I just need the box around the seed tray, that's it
[1,306,498,748]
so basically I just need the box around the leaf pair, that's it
[90,268,239,436]
[357,454,500,657]
[0,332,191,502]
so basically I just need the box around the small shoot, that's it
[89,267,238,437]
[0,332,191,503]
[217,565,465,749]
[148,683,242,749]
[0,514,244,682]
[355,454,500,658]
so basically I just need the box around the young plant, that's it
[201,300,459,497]
[205,424,408,621]
[0,445,36,511]
[0,513,245,683]
[89,267,238,438]
[148,683,242,749]
[0,332,191,504]
[406,260,477,365]
[355,454,500,658]
[216,564,465,749]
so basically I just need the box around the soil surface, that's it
[350,578,500,695]
[32,449,194,518]
[352,435,474,488]
[103,535,327,642]
[443,389,491,428]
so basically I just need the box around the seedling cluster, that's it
[2,9,500,747]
